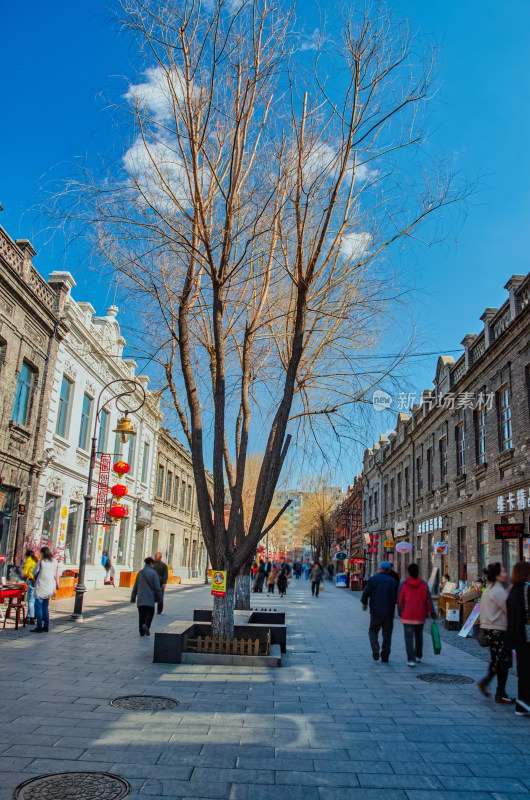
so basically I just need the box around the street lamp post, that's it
[72,380,146,620]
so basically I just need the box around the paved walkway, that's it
[0,578,528,800]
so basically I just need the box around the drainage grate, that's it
[15,772,130,800]
[417,673,474,684]
[110,695,179,711]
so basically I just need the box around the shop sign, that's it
[497,490,528,513]
[211,570,227,597]
[434,541,448,555]
[494,523,525,540]
[136,501,153,527]
[395,541,412,553]
[352,558,365,563]
[417,516,443,534]
[395,521,407,537]
[363,532,371,545]
[17,504,26,516]
[384,540,395,549]
[95,454,112,524]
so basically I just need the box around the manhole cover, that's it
[15,772,130,800]
[110,695,179,710]
[417,673,474,684]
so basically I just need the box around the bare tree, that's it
[297,481,337,564]
[54,0,466,637]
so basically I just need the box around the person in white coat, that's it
[31,547,59,633]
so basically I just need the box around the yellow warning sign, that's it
[211,570,227,597]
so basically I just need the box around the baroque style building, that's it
[32,274,163,589]
[362,273,530,583]
[0,227,70,579]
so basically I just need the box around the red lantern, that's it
[111,484,128,498]
[109,504,127,520]
[369,547,373,553]
[113,461,130,478]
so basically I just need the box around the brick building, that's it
[0,227,70,577]
[362,273,530,583]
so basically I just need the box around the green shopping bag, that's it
[431,620,441,655]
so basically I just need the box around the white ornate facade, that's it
[32,272,163,588]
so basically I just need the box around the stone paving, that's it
[0,577,528,800]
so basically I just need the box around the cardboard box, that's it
[446,609,460,622]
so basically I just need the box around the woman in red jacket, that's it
[398,563,437,667]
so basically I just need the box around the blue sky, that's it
[1,0,529,478]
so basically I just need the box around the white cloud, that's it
[300,28,322,52]
[124,66,187,124]
[353,160,379,182]
[123,136,190,212]
[341,231,372,261]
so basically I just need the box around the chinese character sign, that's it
[95,454,112,524]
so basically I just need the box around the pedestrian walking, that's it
[361,561,398,662]
[131,557,163,636]
[310,562,323,597]
[23,549,39,625]
[152,551,168,613]
[277,562,289,597]
[253,561,266,593]
[31,547,59,633]
[303,561,311,580]
[398,563,437,667]
[327,563,335,581]
[477,562,514,705]
[507,561,530,716]
[267,567,277,594]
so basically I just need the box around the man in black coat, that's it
[361,561,398,662]
[131,557,163,636]
[152,551,169,614]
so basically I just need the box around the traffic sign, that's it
[211,570,227,597]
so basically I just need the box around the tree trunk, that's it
[212,586,235,639]
[235,567,252,610]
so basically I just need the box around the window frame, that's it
[165,471,173,503]
[456,422,465,476]
[78,393,94,451]
[98,408,110,454]
[156,464,165,498]
[12,361,37,426]
[173,475,180,506]
[475,406,486,464]
[416,454,423,497]
[141,442,150,484]
[498,384,512,450]
[426,447,434,491]
[56,375,74,439]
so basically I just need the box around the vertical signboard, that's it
[95,454,111,524]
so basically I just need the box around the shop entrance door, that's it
[0,487,15,580]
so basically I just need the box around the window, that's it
[0,337,6,370]
[173,476,180,506]
[456,422,465,476]
[182,537,189,565]
[151,530,159,554]
[369,495,373,521]
[42,494,60,544]
[98,409,110,453]
[416,455,423,497]
[478,522,488,572]
[383,484,388,515]
[475,406,486,464]
[374,491,378,518]
[439,437,447,483]
[165,471,173,502]
[12,362,36,426]
[426,448,434,491]
[141,442,150,484]
[56,375,74,438]
[186,484,192,512]
[78,393,93,451]
[404,467,410,503]
[127,433,136,476]
[168,534,176,564]
[180,481,186,509]
[114,434,123,458]
[397,472,402,507]
[390,478,395,510]
[498,384,512,450]
[156,465,165,497]
[64,502,81,563]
